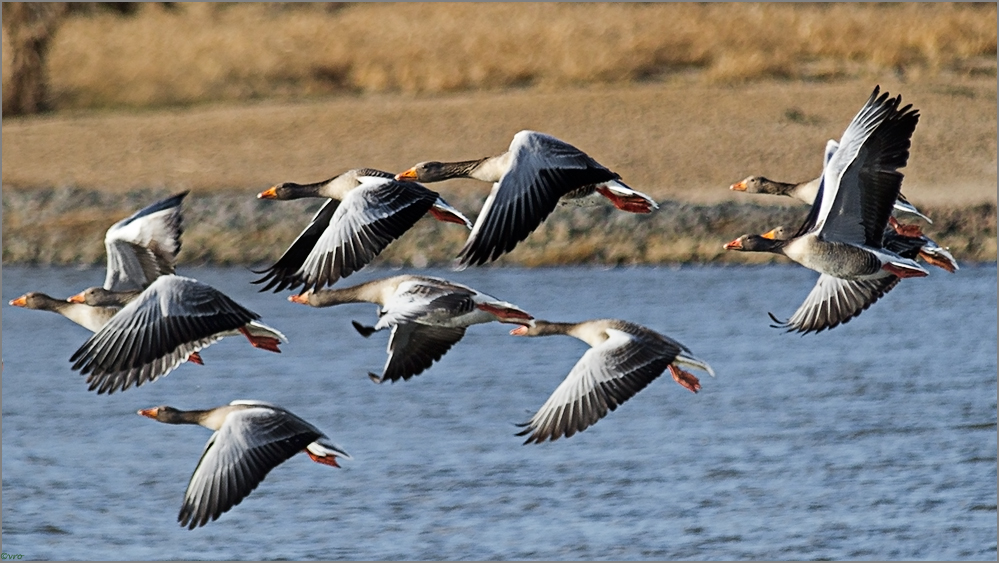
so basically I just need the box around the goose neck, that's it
[526,320,577,337]
[308,281,387,307]
[761,179,799,196]
[275,181,328,200]
[141,406,212,426]
[445,158,495,182]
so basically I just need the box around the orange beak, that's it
[257,186,279,199]
[761,228,780,240]
[723,238,743,250]
[287,293,310,305]
[137,407,159,419]
[67,291,87,304]
[509,325,529,336]
[9,295,27,307]
[394,168,419,181]
[730,180,748,192]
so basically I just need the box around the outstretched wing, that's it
[291,179,437,291]
[70,275,259,394]
[252,199,341,293]
[770,273,901,335]
[104,191,187,292]
[518,328,680,444]
[373,324,468,383]
[178,405,324,529]
[457,131,620,267]
[816,87,919,247]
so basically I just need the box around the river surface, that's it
[2,264,996,560]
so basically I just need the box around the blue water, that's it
[2,264,996,560]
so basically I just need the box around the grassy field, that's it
[3,3,995,110]
[2,3,996,267]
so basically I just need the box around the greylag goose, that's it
[724,86,928,334]
[289,274,532,383]
[729,221,955,333]
[8,191,186,328]
[395,130,658,267]
[510,319,715,444]
[138,400,349,529]
[10,292,205,365]
[729,162,930,222]
[252,168,470,293]
[752,221,957,274]
[68,275,285,394]
[9,292,119,332]
[101,190,188,292]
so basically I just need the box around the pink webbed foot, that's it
[596,186,656,214]
[306,450,341,468]
[239,326,283,353]
[889,216,924,238]
[882,262,928,279]
[429,206,469,226]
[668,364,701,393]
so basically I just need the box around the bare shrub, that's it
[2,2,68,115]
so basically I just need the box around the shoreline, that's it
[3,187,994,268]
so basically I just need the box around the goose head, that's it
[395,161,449,183]
[730,176,790,196]
[724,227,788,252]
[9,292,65,310]
[67,286,135,307]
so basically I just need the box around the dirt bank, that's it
[3,78,995,205]
[3,187,994,270]
[3,78,996,268]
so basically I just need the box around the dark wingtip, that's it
[250,269,305,294]
[515,423,540,445]
[767,311,794,332]
[766,311,784,327]
[352,321,377,337]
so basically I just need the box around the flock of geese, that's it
[8,86,957,529]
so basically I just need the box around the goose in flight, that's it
[138,400,349,529]
[728,220,955,333]
[395,130,658,267]
[9,291,120,332]
[724,86,928,334]
[729,161,929,222]
[8,191,187,327]
[9,291,205,366]
[9,191,204,365]
[289,274,532,383]
[69,275,285,394]
[510,319,714,444]
[101,190,188,292]
[253,169,470,293]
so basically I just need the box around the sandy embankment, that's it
[2,79,996,266]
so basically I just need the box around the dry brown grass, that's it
[2,3,996,110]
[3,4,995,266]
